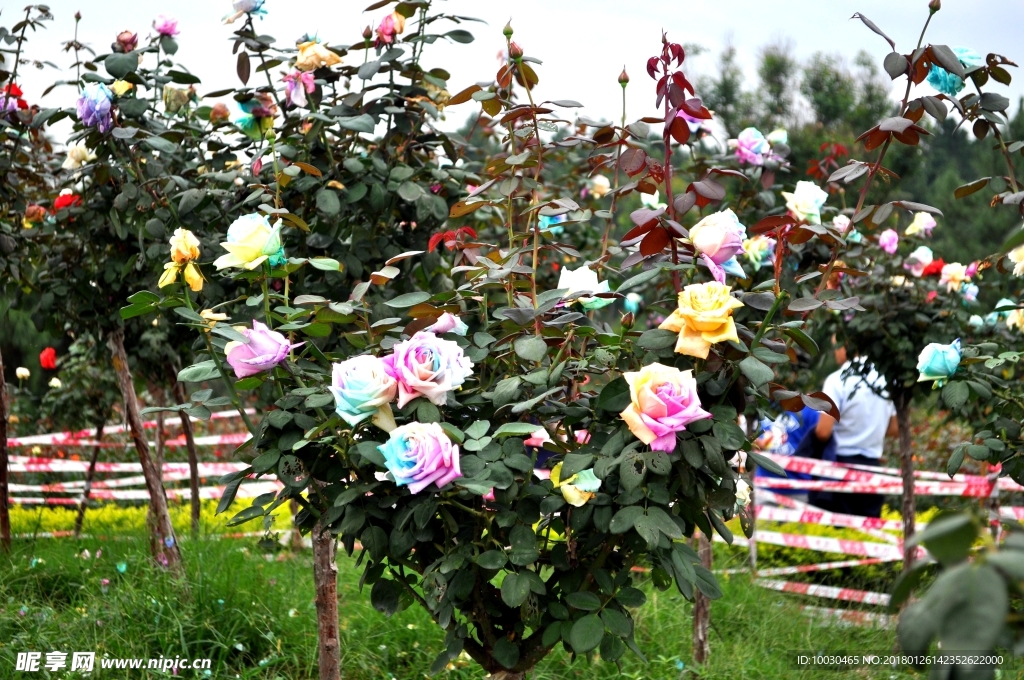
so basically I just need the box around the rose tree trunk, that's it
[894,393,916,571]
[312,515,341,680]
[108,329,183,574]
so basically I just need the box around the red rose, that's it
[39,347,57,370]
[921,258,945,277]
[53,192,82,211]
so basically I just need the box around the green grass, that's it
[0,525,925,680]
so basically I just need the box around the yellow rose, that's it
[295,41,342,72]
[659,282,744,359]
[200,309,228,327]
[1008,244,1024,277]
[169,228,201,264]
[110,80,134,96]
[158,262,203,292]
[62,141,96,170]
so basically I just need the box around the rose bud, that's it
[113,30,138,53]
[508,41,523,61]
[503,21,514,38]
[618,67,629,86]
[209,102,230,123]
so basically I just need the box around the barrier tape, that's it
[7,409,255,447]
[799,605,892,628]
[9,457,250,474]
[10,481,281,503]
[761,452,1024,493]
[754,506,924,533]
[756,578,890,606]
[713,529,916,561]
[755,477,996,497]
[717,558,887,576]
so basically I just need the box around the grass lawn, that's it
[0,514,921,680]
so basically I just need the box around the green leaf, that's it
[316,188,341,215]
[908,512,978,566]
[694,565,723,599]
[216,475,244,515]
[568,614,605,653]
[338,114,376,133]
[633,515,661,547]
[105,52,139,79]
[492,639,519,670]
[143,136,177,154]
[177,188,205,216]
[476,550,507,570]
[514,335,547,362]
[941,381,969,410]
[747,451,786,476]
[500,573,531,608]
[565,591,602,611]
[444,29,475,44]
[397,181,424,202]
[385,292,431,308]
[464,420,490,439]
[616,267,661,293]
[560,453,594,480]
[636,328,677,350]
[609,506,644,534]
[370,578,401,616]
[177,360,221,383]
[416,400,441,423]
[600,608,633,638]
[645,507,683,539]
[619,451,646,492]
[361,526,388,562]
[355,440,386,467]
[596,377,631,412]
[226,505,265,526]
[493,422,539,438]
[738,356,774,387]
[307,258,342,272]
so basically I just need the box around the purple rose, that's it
[224,320,303,378]
[77,83,113,133]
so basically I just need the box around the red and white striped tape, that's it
[717,557,888,577]
[10,481,281,503]
[9,457,250,475]
[7,409,255,448]
[799,605,893,628]
[762,452,1024,493]
[754,506,925,533]
[756,578,890,606]
[713,529,919,561]
[755,476,996,497]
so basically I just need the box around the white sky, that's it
[11,0,1024,136]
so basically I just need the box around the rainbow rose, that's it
[916,339,961,386]
[383,331,473,408]
[378,422,461,494]
[213,214,285,271]
[619,363,712,452]
[781,181,828,224]
[329,355,398,431]
[689,209,746,265]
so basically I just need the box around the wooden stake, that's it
[171,378,201,537]
[691,531,713,665]
[74,423,104,538]
[108,329,182,575]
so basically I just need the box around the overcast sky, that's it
[11,0,1024,136]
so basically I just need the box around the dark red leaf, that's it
[750,215,798,235]
[236,51,250,85]
[639,227,670,256]
[669,116,690,145]
[646,57,660,79]
[619,147,648,176]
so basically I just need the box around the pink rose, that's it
[378,422,461,494]
[965,261,979,278]
[689,209,746,265]
[224,320,304,378]
[283,70,315,108]
[619,363,712,453]
[382,331,474,408]
[878,229,899,254]
[153,15,179,37]
[428,312,468,336]
[833,215,851,234]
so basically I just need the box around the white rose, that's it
[16,367,30,380]
[735,479,751,506]
[48,377,62,389]
[62,141,96,170]
[558,265,612,310]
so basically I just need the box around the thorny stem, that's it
[815,11,934,296]
[522,74,545,335]
[180,277,256,434]
[3,8,32,166]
